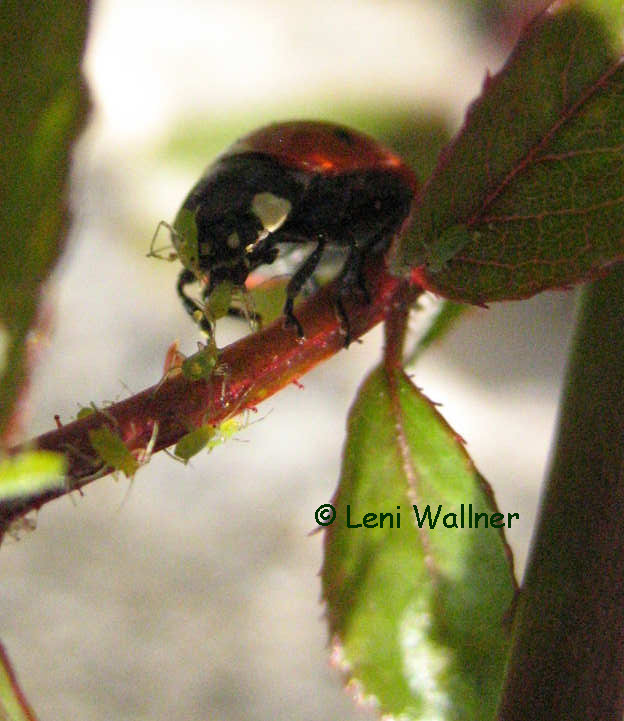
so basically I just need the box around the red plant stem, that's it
[2,259,419,530]
[383,279,414,369]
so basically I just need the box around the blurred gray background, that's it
[1,1,574,719]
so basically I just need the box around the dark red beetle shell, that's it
[227,120,418,189]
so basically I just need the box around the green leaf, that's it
[322,367,516,719]
[392,3,624,303]
[0,2,90,439]
[0,451,66,501]
[0,643,38,721]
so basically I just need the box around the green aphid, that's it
[174,416,246,463]
[206,280,235,321]
[88,426,139,478]
[181,339,220,382]
[148,208,200,277]
[171,207,200,273]
[149,211,238,333]
[174,424,217,463]
[76,406,95,420]
[425,223,478,273]
[214,418,243,445]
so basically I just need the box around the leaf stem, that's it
[497,262,624,720]
[383,278,417,369]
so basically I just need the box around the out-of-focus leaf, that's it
[322,367,516,719]
[406,300,468,365]
[392,3,624,304]
[0,642,38,721]
[0,451,66,501]
[159,107,450,188]
[0,2,91,441]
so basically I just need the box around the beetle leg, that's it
[355,253,371,303]
[332,243,362,347]
[246,243,279,269]
[176,268,213,334]
[333,233,381,347]
[176,268,201,317]
[344,243,371,304]
[283,235,327,337]
[334,293,353,347]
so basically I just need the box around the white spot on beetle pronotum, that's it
[251,192,292,233]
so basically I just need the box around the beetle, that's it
[167,120,418,344]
